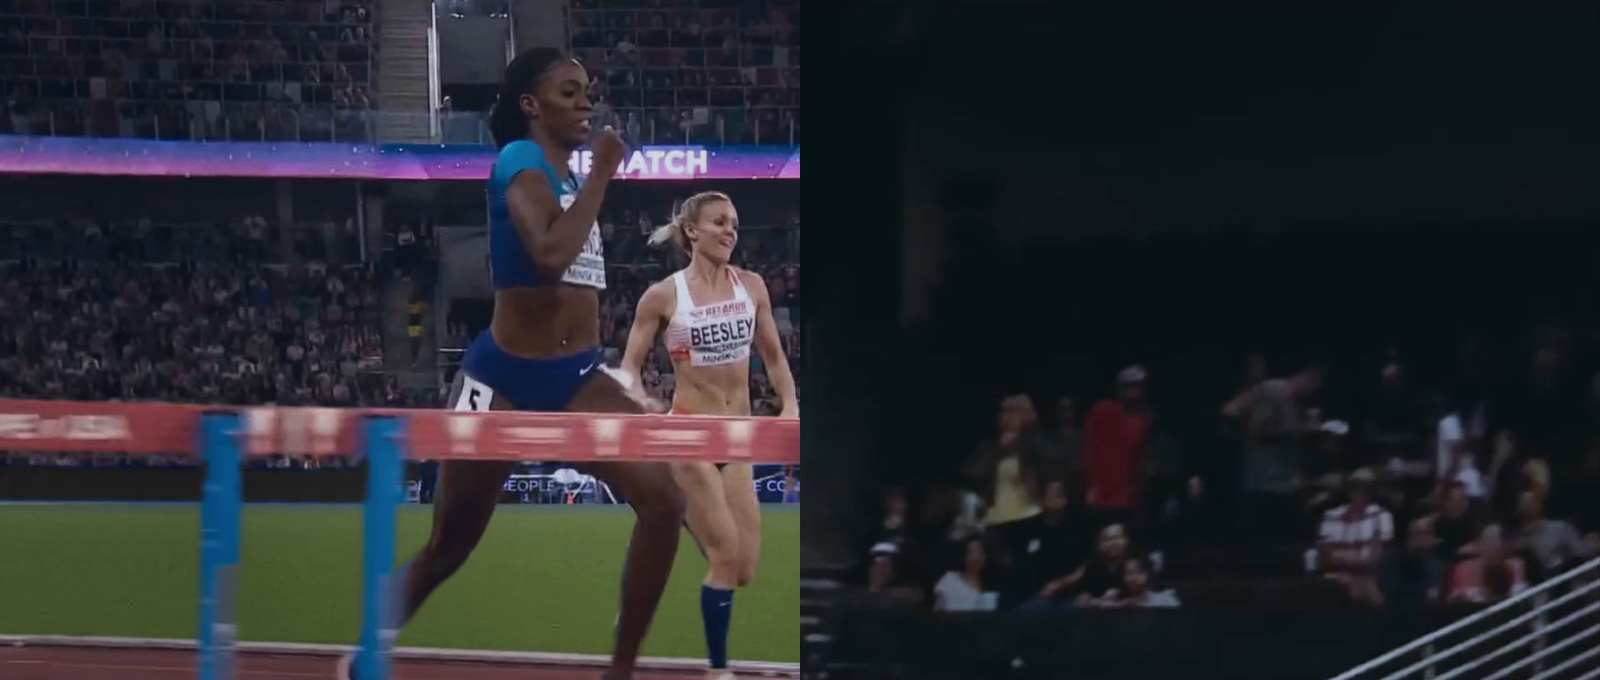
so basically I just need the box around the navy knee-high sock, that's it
[701,584,734,669]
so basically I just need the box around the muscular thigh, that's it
[430,371,519,542]
[675,462,740,551]
[565,370,682,513]
[720,463,761,558]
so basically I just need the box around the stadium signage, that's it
[591,418,623,457]
[246,407,348,456]
[447,414,482,457]
[569,148,710,178]
[0,413,131,440]
[0,138,800,180]
[0,399,799,463]
[500,425,572,447]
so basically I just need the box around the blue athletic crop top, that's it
[486,139,607,290]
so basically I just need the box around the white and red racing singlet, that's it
[663,268,757,367]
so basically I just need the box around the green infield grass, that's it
[0,503,798,662]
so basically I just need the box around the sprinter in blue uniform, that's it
[339,47,686,680]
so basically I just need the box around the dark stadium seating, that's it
[569,0,800,145]
[0,0,377,141]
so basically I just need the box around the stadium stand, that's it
[0,174,800,470]
[815,223,1600,679]
[568,0,800,146]
[435,0,800,146]
[0,176,412,470]
[0,0,378,141]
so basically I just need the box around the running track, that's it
[1,643,792,680]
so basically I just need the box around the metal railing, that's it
[5,106,798,146]
[1332,558,1600,680]
[437,0,510,18]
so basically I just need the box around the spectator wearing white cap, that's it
[858,542,921,609]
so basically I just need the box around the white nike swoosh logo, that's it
[718,602,731,607]
[579,364,596,376]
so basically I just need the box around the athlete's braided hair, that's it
[488,47,570,150]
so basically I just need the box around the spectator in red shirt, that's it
[1085,366,1152,524]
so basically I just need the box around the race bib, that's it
[454,374,494,412]
[558,193,606,289]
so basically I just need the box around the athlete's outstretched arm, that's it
[504,131,625,280]
[621,282,671,385]
[744,271,798,417]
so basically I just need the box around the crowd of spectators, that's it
[857,333,1600,615]
[0,0,377,141]
[0,212,429,468]
[0,213,362,265]
[569,0,800,146]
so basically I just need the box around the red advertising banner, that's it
[0,400,800,464]
[0,399,200,453]
[404,411,799,463]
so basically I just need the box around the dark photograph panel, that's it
[803,4,1600,680]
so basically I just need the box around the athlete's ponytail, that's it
[650,191,731,253]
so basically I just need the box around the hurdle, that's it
[0,399,801,680]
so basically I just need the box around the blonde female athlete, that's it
[620,191,799,679]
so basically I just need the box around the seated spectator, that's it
[1071,522,1136,605]
[1019,521,1134,609]
[1315,468,1392,606]
[1083,556,1181,609]
[1447,524,1528,603]
[933,538,999,612]
[1512,489,1589,581]
[1000,478,1093,608]
[1431,481,1483,564]
[859,543,922,609]
[877,485,911,548]
[1380,517,1446,607]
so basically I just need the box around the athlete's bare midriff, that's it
[490,286,600,357]
[670,361,752,416]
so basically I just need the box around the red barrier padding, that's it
[0,400,799,464]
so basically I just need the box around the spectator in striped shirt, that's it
[1315,468,1393,606]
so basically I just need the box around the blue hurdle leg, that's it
[198,412,242,680]
[357,416,404,680]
